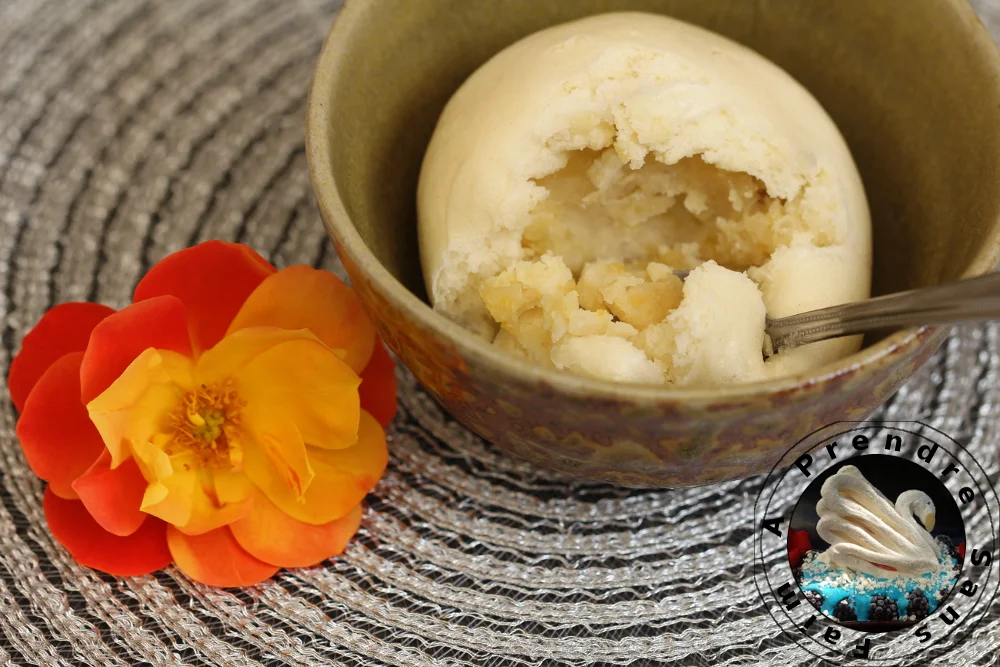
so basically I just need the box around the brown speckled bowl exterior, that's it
[337,248,947,486]
[307,0,1000,487]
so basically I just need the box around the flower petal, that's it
[80,296,193,405]
[230,495,362,568]
[246,411,387,525]
[8,302,115,412]
[72,450,148,536]
[359,340,397,428]
[87,348,194,467]
[166,525,278,587]
[134,241,276,353]
[228,265,376,374]
[242,409,314,500]
[193,327,321,385]
[43,488,172,577]
[141,464,253,536]
[236,338,361,450]
[213,469,255,506]
[16,352,105,500]
[139,470,192,527]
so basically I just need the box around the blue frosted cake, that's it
[790,465,963,628]
[798,537,960,624]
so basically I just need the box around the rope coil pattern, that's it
[1,1,999,664]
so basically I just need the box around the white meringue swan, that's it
[815,465,939,577]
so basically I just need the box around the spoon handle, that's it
[767,272,1000,350]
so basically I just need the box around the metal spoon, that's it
[673,270,1000,352]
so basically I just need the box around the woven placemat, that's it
[1,1,999,665]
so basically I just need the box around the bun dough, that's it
[417,12,871,386]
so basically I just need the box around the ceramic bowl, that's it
[306,0,1000,486]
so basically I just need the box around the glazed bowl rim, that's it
[305,0,1000,408]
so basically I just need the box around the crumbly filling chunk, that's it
[478,146,837,384]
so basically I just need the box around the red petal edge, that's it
[8,302,115,412]
[359,339,397,428]
[72,451,149,537]
[44,488,171,577]
[133,241,276,353]
[79,295,193,405]
[15,352,105,500]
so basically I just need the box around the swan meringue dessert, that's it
[417,12,872,387]
[795,466,960,625]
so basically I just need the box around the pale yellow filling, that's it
[479,147,839,384]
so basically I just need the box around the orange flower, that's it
[8,242,396,586]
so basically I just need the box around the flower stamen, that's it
[166,380,246,470]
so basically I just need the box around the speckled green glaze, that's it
[307,0,1000,487]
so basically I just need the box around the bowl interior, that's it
[324,0,1000,328]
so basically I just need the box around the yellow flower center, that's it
[165,380,246,470]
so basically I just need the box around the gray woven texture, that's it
[1,1,999,665]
